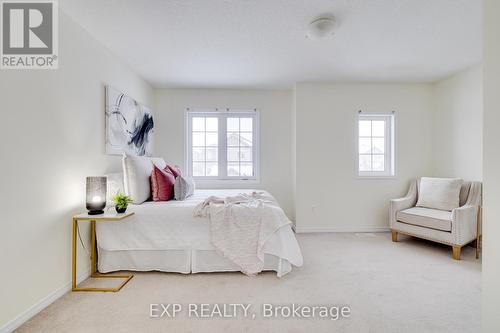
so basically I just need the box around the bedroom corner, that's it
[0,1,496,333]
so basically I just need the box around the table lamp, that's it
[86,176,106,215]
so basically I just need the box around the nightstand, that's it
[72,212,134,292]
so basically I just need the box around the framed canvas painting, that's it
[105,85,154,156]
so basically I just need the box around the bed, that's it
[96,189,303,277]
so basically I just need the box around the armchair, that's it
[389,178,481,260]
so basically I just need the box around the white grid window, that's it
[191,117,219,177]
[227,117,254,177]
[358,113,395,177]
[187,109,259,182]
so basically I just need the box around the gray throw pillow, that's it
[174,176,195,200]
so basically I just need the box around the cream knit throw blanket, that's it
[193,192,291,276]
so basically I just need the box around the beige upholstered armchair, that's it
[389,178,481,260]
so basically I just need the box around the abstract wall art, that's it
[105,85,154,156]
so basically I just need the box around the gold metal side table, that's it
[72,212,134,292]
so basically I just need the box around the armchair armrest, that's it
[389,180,418,228]
[451,205,478,245]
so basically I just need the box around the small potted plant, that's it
[112,192,133,214]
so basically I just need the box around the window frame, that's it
[357,112,396,178]
[185,108,260,184]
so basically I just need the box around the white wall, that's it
[0,12,153,330]
[432,66,483,180]
[482,0,500,331]
[291,87,297,222]
[154,88,294,217]
[293,83,434,232]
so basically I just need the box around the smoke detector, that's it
[306,15,337,40]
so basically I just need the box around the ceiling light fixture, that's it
[306,15,337,40]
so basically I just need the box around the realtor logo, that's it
[1,0,58,69]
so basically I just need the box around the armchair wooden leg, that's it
[452,246,461,260]
[476,206,481,259]
[476,235,481,259]
[391,230,398,242]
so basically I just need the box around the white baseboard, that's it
[294,226,390,233]
[0,270,90,333]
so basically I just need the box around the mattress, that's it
[96,189,303,277]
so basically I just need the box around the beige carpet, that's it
[16,233,481,333]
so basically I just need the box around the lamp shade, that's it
[86,176,107,215]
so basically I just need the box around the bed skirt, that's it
[97,246,292,277]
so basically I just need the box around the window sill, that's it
[356,175,397,180]
[193,178,261,187]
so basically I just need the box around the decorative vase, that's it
[116,206,127,214]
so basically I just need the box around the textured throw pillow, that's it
[150,165,176,201]
[122,154,167,204]
[416,177,463,211]
[166,165,182,178]
[174,176,195,200]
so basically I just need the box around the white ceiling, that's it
[61,0,482,88]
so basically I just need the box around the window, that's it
[186,109,259,182]
[358,113,395,177]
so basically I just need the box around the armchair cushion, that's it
[397,207,452,232]
[459,182,471,206]
[416,177,463,211]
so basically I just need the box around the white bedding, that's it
[96,189,303,276]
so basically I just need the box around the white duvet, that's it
[96,189,303,275]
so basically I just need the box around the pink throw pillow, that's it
[150,165,175,201]
[167,165,182,178]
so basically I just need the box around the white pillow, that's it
[105,172,125,203]
[122,154,166,204]
[416,177,463,211]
